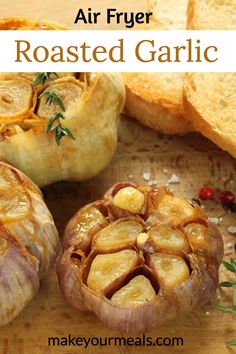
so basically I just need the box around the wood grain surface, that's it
[0,0,236,353]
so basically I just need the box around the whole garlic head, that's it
[0,162,59,326]
[0,73,125,187]
[0,18,125,187]
[57,182,223,333]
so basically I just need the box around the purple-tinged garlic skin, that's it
[57,182,223,334]
[0,162,59,325]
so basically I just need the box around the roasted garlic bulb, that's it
[57,182,223,333]
[0,19,125,186]
[0,162,59,326]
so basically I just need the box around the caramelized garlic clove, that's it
[111,275,156,306]
[37,79,83,120]
[0,164,23,191]
[64,204,109,251]
[87,249,138,294]
[156,195,195,225]
[184,223,206,247]
[148,224,190,253]
[0,79,34,120]
[93,219,143,250]
[112,187,145,214]
[0,191,31,222]
[151,253,190,288]
[136,232,149,249]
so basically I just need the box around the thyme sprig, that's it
[212,258,236,347]
[33,72,59,87]
[33,72,75,145]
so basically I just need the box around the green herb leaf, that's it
[219,281,236,288]
[60,127,75,140]
[222,260,236,273]
[34,72,75,145]
[211,303,236,314]
[227,339,236,347]
[54,94,65,111]
[33,72,59,87]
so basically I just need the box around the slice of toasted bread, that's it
[187,0,236,30]
[184,73,236,157]
[124,72,194,134]
[123,0,193,135]
[184,0,236,157]
[150,0,188,29]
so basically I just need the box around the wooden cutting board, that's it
[0,1,236,353]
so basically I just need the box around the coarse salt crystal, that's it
[227,226,236,235]
[205,311,210,315]
[168,174,180,184]
[148,180,157,186]
[128,174,133,179]
[143,172,151,181]
[209,217,222,225]
[162,168,168,174]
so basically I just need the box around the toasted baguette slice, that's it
[150,0,188,29]
[124,72,193,134]
[183,72,236,157]
[187,0,236,29]
[123,0,193,135]
[184,0,236,157]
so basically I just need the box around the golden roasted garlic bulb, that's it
[57,182,223,333]
[0,19,125,186]
[0,162,59,326]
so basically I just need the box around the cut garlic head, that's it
[0,162,59,326]
[0,19,125,187]
[58,182,223,333]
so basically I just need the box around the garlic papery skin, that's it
[0,162,60,325]
[0,74,125,187]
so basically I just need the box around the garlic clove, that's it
[184,223,206,249]
[0,164,23,191]
[111,275,156,306]
[151,253,190,288]
[0,79,35,122]
[156,194,195,225]
[37,79,83,120]
[87,249,138,294]
[112,187,145,214]
[148,224,190,253]
[93,219,143,250]
[64,203,109,251]
[0,191,30,222]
